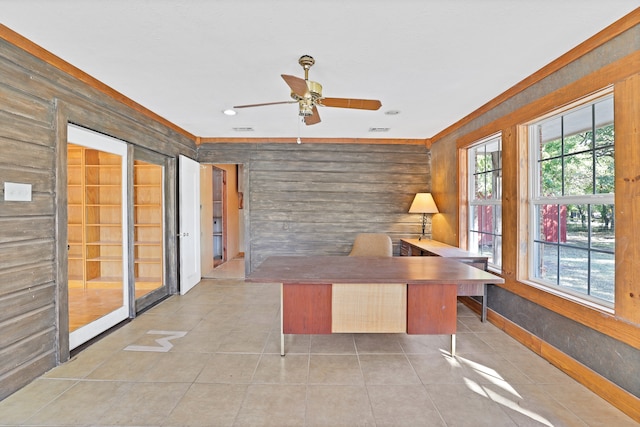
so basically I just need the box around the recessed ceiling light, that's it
[384,110,400,115]
[368,127,390,132]
[232,127,254,132]
[223,109,237,116]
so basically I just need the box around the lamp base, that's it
[418,213,427,241]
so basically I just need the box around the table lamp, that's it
[409,193,439,240]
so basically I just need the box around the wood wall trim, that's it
[197,137,431,146]
[434,7,640,145]
[614,73,640,325]
[460,297,640,423]
[0,24,197,142]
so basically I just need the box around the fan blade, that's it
[304,105,321,125]
[281,74,309,98]
[233,100,297,108]
[319,97,382,110]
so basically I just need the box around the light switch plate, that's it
[4,182,32,201]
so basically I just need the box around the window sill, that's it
[520,278,614,316]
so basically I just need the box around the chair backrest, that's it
[349,233,393,257]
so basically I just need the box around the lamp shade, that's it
[409,193,439,214]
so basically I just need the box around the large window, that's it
[528,93,614,305]
[468,134,502,269]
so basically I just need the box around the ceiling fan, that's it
[233,55,382,125]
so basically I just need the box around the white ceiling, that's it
[1,1,637,140]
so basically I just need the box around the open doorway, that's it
[200,164,244,278]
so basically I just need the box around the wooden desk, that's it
[246,256,504,356]
[400,238,490,322]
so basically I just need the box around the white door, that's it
[179,155,201,294]
[67,124,130,350]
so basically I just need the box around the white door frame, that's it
[67,124,130,350]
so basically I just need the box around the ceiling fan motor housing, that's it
[290,80,322,101]
[290,79,322,116]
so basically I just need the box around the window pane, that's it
[538,204,562,243]
[564,132,593,155]
[482,205,493,236]
[594,147,614,194]
[474,173,486,199]
[566,204,588,248]
[492,235,502,267]
[563,151,592,196]
[540,158,563,197]
[494,205,502,238]
[591,204,615,251]
[478,235,494,261]
[594,98,614,148]
[484,172,494,199]
[534,242,558,284]
[559,246,589,295]
[474,146,487,173]
[469,205,480,232]
[494,169,502,198]
[469,230,480,252]
[538,117,562,159]
[590,251,615,303]
[563,105,593,154]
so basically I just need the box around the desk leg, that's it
[280,283,285,357]
[481,284,488,323]
[451,334,456,357]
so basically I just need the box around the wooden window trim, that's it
[453,56,640,350]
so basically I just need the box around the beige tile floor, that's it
[0,260,638,426]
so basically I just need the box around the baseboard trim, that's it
[459,296,640,423]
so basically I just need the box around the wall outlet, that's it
[4,182,32,201]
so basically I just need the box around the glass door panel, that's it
[134,160,164,299]
[67,125,129,350]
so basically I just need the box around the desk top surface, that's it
[246,256,504,285]
[401,238,487,260]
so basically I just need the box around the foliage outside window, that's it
[528,94,614,305]
[468,134,502,269]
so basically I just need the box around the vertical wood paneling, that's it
[614,73,640,324]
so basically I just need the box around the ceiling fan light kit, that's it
[234,55,381,126]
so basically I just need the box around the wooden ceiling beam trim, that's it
[198,137,431,147]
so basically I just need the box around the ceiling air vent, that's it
[368,127,390,133]
[232,127,254,132]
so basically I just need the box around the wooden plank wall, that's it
[0,36,194,399]
[198,143,432,271]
